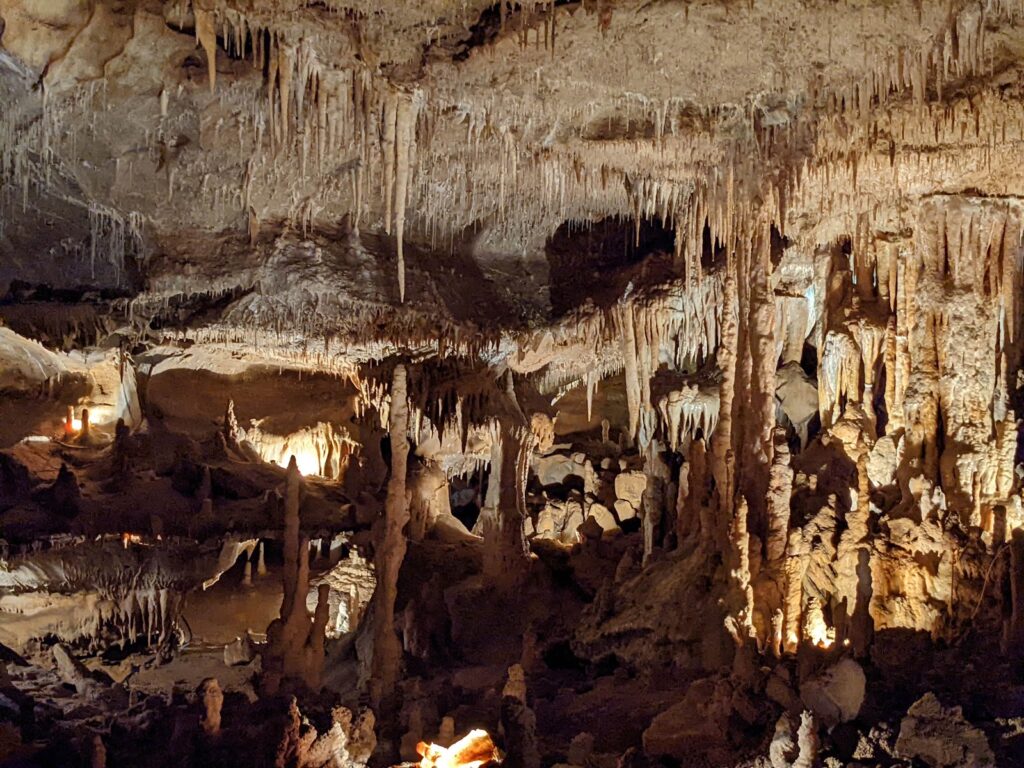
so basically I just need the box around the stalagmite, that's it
[80,408,90,442]
[765,428,793,564]
[1003,529,1024,656]
[793,712,819,768]
[409,460,453,541]
[370,364,410,710]
[257,541,267,576]
[782,530,808,654]
[199,677,223,736]
[261,457,330,695]
[726,496,755,645]
[482,423,533,583]
[620,304,641,444]
[91,735,106,768]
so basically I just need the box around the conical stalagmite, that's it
[260,457,329,695]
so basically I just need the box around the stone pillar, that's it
[370,364,410,710]
[261,458,330,695]
[782,530,808,654]
[765,428,793,564]
[482,424,532,584]
[1002,529,1024,656]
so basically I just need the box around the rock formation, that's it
[261,457,330,695]
[3,1,1024,766]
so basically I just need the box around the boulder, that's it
[614,471,646,509]
[613,499,637,522]
[643,677,732,762]
[533,454,581,486]
[799,657,865,727]
[224,632,257,666]
[587,503,618,532]
[894,692,994,768]
[52,644,98,697]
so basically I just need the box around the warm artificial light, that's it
[291,450,322,477]
[417,729,501,768]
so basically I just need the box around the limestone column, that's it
[482,423,532,584]
[1002,529,1024,656]
[765,428,793,564]
[620,304,641,445]
[782,530,808,654]
[261,458,330,695]
[370,364,410,709]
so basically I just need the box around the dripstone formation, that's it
[3,1,1024,766]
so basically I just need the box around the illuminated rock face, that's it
[3,2,1024,767]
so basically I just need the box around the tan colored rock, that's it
[198,677,223,736]
[502,663,527,703]
[613,499,637,522]
[614,471,647,509]
[799,658,865,727]
[369,364,410,709]
[224,632,257,666]
[642,678,733,762]
[587,503,618,532]
[895,693,994,768]
[261,456,330,695]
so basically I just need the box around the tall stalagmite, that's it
[261,457,330,694]
[369,364,410,710]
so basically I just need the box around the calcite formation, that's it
[3,1,1024,766]
[261,457,330,695]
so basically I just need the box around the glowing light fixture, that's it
[417,729,501,768]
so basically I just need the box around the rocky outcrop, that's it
[894,693,995,768]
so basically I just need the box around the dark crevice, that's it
[164,21,252,64]
[545,216,676,317]
[452,0,579,62]
[145,286,249,332]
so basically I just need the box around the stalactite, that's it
[394,95,417,303]
[279,41,294,142]
[382,92,398,236]
[194,6,217,94]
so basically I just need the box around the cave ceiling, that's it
[1,1,1021,383]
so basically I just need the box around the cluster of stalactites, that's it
[815,199,1022,510]
[197,3,429,299]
